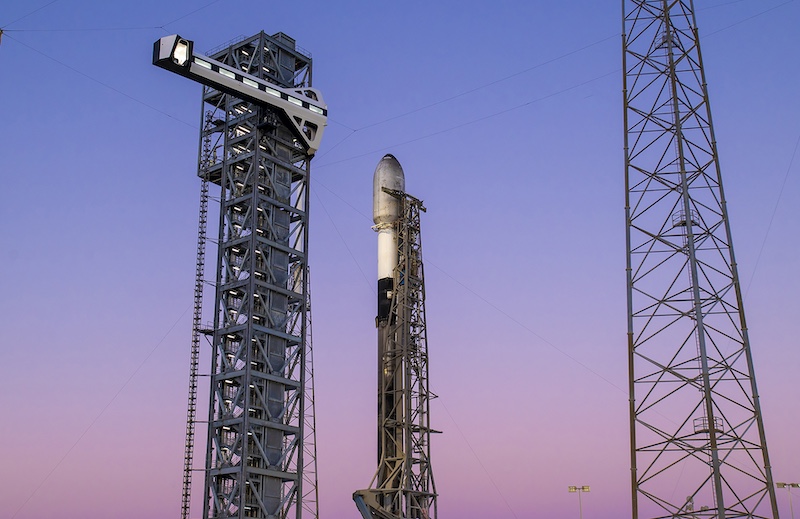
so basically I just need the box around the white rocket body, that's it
[373,154,405,322]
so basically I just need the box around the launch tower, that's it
[354,155,438,519]
[623,3,778,518]
[154,31,326,519]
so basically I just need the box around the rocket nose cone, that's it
[381,153,399,165]
[373,154,405,225]
[375,154,403,178]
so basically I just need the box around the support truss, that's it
[198,32,315,519]
[301,268,320,519]
[623,2,778,518]
[356,192,437,519]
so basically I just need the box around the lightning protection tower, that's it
[623,2,778,518]
[354,155,438,519]
[153,31,326,519]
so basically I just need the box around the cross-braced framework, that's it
[357,191,437,519]
[300,268,320,519]
[198,32,317,519]
[622,2,778,518]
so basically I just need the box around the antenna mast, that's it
[623,2,778,518]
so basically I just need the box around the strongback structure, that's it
[354,156,437,519]
[153,31,325,519]
[622,3,778,519]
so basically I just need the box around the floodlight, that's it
[152,34,192,70]
[777,482,800,519]
[568,485,591,519]
[172,38,191,66]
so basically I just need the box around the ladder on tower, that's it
[181,112,213,519]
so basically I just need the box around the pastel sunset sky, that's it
[1,1,798,518]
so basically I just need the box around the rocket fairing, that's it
[373,154,405,323]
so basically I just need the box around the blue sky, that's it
[1,1,798,518]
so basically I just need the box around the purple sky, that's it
[1,1,798,518]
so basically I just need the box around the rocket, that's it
[356,154,436,519]
[373,154,405,323]
[372,153,405,492]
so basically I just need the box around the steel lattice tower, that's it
[301,268,320,519]
[355,185,437,519]
[623,2,778,518]
[198,32,317,519]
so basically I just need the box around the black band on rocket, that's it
[377,277,393,322]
